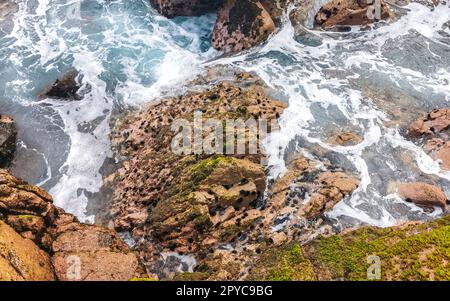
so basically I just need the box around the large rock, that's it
[315,0,393,28]
[109,72,287,274]
[38,69,83,100]
[212,0,276,53]
[397,182,447,209]
[408,108,450,137]
[0,220,55,281]
[0,115,16,168]
[0,169,149,281]
[149,0,223,17]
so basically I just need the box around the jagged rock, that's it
[315,0,393,28]
[0,115,16,168]
[408,108,450,137]
[0,220,55,281]
[0,169,149,281]
[149,0,223,17]
[38,69,83,100]
[212,0,276,53]
[108,73,287,272]
[397,182,447,209]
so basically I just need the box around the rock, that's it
[408,108,450,137]
[108,72,287,273]
[38,69,83,100]
[424,138,450,170]
[329,131,362,146]
[0,169,149,280]
[0,220,55,281]
[397,182,447,209]
[212,0,276,53]
[315,0,393,28]
[304,214,450,280]
[52,251,146,281]
[0,115,16,168]
[149,0,223,17]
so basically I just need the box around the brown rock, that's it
[38,69,83,100]
[398,182,447,209]
[149,0,223,17]
[315,0,392,28]
[0,220,55,281]
[52,251,145,281]
[329,131,362,146]
[212,0,276,53]
[408,108,450,137]
[0,115,16,168]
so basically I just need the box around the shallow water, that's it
[1,0,450,229]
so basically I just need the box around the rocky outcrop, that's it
[408,108,450,171]
[397,182,447,209]
[0,169,148,281]
[149,0,223,17]
[0,220,55,281]
[212,0,276,53]
[328,131,362,146]
[315,0,393,28]
[0,115,16,168]
[108,72,287,276]
[248,214,450,280]
[38,69,84,100]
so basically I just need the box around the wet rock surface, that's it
[212,0,276,53]
[0,169,148,280]
[38,69,85,101]
[397,182,447,209]
[0,115,16,168]
[407,108,450,171]
[315,0,393,28]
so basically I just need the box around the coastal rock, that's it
[315,0,393,28]
[38,69,83,100]
[149,0,223,17]
[0,169,148,280]
[397,182,447,209]
[329,131,362,146]
[0,115,16,168]
[109,73,287,272]
[0,220,55,281]
[212,0,276,53]
[408,108,450,137]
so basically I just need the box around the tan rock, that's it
[398,182,447,209]
[52,251,145,281]
[0,220,55,281]
[315,0,392,28]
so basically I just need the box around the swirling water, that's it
[1,0,450,229]
[0,0,217,222]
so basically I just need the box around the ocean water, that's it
[1,0,450,229]
[0,0,217,222]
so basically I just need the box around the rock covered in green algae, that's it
[248,215,450,281]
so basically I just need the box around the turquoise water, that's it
[0,0,217,221]
[1,0,450,229]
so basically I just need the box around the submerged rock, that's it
[212,0,276,53]
[149,0,223,17]
[38,69,84,100]
[0,115,16,168]
[315,0,393,28]
[397,182,447,209]
[0,169,149,281]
